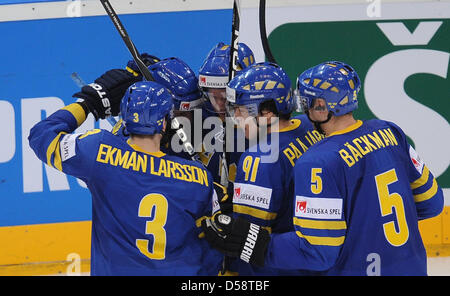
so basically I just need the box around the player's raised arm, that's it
[28,67,138,180]
[28,101,90,174]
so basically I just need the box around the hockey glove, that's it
[213,182,234,215]
[72,69,140,120]
[202,214,270,267]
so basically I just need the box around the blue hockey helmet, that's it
[198,42,255,114]
[198,42,255,86]
[148,57,203,111]
[120,81,174,135]
[226,62,294,120]
[296,61,361,115]
[126,53,161,76]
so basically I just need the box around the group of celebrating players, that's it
[28,41,444,276]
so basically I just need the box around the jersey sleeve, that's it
[387,121,444,220]
[406,144,444,220]
[28,103,99,182]
[265,154,345,271]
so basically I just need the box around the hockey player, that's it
[28,80,222,275]
[222,62,320,275]
[201,61,444,275]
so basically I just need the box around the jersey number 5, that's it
[310,168,323,194]
[375,169,409,247]
[136,193,168,260]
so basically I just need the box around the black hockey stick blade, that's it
[259,0,277,64]
[99,0,154,81]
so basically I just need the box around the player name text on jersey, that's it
[283,130,324,167]
[338,127,399,167]
[96,143,209,186]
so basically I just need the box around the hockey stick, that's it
[259,0,277,64]
[217,0,242,276]
[99,0,197,158]
[99,0,154,82]
[228,0,241,81]
[219,0,241,188]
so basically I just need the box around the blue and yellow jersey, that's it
[231,114,321,275]
[266,119,444,275]
[28,103,222,276]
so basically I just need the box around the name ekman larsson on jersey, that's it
[95,143,209,186]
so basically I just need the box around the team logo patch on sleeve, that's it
[60,133,81,162]
[295,196,343,219]
[233,183,272,210]
[409,145,424,174]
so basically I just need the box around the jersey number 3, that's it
[136,193,168,260]
[375,169,409,247]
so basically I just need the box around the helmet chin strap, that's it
[306,111,332,135]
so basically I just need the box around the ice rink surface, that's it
[64,257,450,276]
[428,257,450,276]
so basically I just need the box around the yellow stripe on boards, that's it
[0,259,90,276]
[0,221,91,266]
